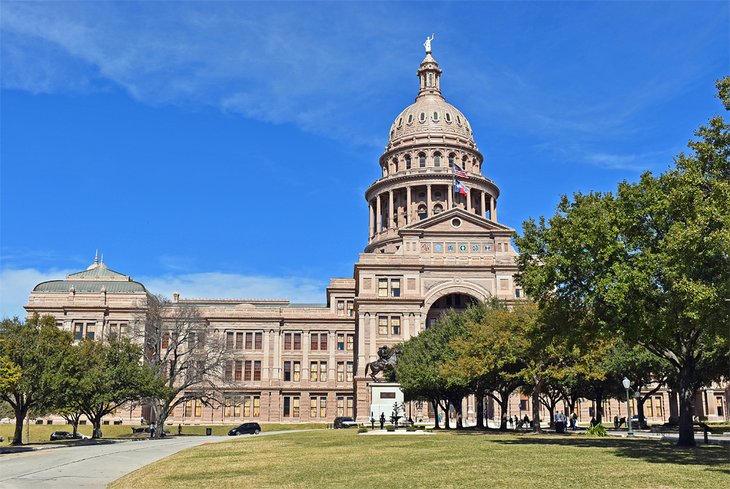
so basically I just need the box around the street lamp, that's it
[622,377,634,437]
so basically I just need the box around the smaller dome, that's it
[389,95,474,144]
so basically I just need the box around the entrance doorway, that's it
[425,293,478,328]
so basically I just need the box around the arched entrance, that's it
[425,292,479,328]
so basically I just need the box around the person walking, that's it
[149,422,156,439]
[379,412,385,430]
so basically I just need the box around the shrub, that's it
[357,427,368,434]
[406,426,417,432]
[386,425,396,432]
[586,423,608,437]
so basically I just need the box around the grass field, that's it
[0,422,327,446]
[110,430,730,489]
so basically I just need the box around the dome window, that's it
[397,117,403,127]
[407,114,413,124]
[456,115,462,125]
[445,112,452,123]
[433,152,441,167]
[448,153,456,168]
[393,157,399,173]
[418,153,426,168]
[405,155,412,169]
[418,204,428,220]
[432,111,440,122]
[434,191,442,199]
[434,204,444,215]
[418,192,426,199]
[419,112,426,123]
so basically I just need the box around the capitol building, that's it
[25,46,727,426]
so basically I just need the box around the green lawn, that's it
[0,422,327,446]
[110,430,730,489]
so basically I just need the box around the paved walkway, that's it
[0,431,293,489]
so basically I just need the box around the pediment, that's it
[401,207,515,236]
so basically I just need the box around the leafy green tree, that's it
[65,338,162,439]
[397,330,446,429]
[516,80,730,445]
[0,315,74,445]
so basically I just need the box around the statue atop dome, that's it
[424,33,434,54]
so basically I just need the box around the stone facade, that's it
[24,49,728,427]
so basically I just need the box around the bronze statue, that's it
[364,346,401,381]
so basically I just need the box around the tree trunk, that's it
[454,397,464,429]
[475,388,485,429]
[439,400,451,429]
[12,404,28,445]
[594,387,604,424]
[92,418,102,439]
[499,397,509,431]
[431,399,440,429]
[532,379,543,433]
[548,406,555,429]
[637,398,646,429]
[677,360,697,447]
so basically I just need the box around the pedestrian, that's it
[613,415,619,429]
[150,422,156,439]
[379,412,385,430]
[571,412,578,430]
[178,423,182,436]
[590,417,597,427]
[523,414,530,428]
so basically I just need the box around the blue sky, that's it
[1,1,728,318]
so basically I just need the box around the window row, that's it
[377,277,401,298]
[226,331,263,351]
[382,153,479,176]
[283,332,355,351]
[224,395,261,417]
[336,299,354,317]
[282,395,354,418]
[378,316,401,336]
[281,361,354,383]
[224,360,262,382]
[71,321,130,341]
[397,112,464,127]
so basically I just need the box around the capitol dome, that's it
[387,53,475,148]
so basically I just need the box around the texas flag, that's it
[454,179,469,196]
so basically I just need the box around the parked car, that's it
[333,417,358,429]
[50,431,89,441]
[228,422,261,436]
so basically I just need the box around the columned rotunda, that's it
[25,45,727,426]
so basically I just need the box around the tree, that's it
[65,338,162,439]
[0,315,74,445]
[137,296,226,437]
[516,79,730,446]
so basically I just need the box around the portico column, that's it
[427,184,432,217]
[447,183,453,209]
[406,186,412,224]
[388,190,395,229]
[376,194,382,232]
[480,191,486,218]
[489,195,496,222]
[466,188,472,212]
[369,200,375,237]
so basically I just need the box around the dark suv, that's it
[333,417,358,429]
[228,422,262,436]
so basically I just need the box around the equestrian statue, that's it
[364,346,401,382]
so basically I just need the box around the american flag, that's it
[452,163,467,178]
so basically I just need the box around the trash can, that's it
[555,421,565,434]
[206,428,212,436]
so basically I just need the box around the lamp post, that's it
[622,377,634,437]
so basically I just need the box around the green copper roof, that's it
[66,265,130,280]
[33,280,147,294]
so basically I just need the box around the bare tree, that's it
[136,295,226,437]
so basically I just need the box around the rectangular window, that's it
[244,396,251,417]
[235,360,243,381]
[319,361,327,382]
[378,317,388,335]
[244,360,252,381]
[310,397,318,417]
[346,397,354,417]
[320,333,327,351]
[320,396,327,418]
[390,279,401,297]
[337,396,345,417]
[283,397,291,417]
[310,362,318,382]
[107,323,118,339]
[283,396,300,417]
[716,396,724,418]
[378,278,388,297]
[284,361,292,381]
[391,316,401,335]
[347,334,354,351]
[245,332,253,350]
[253,361,261,381]
[519,399,528,411]
[293,397,300,417]
[337,362,345,382]
[74,323,84,341]
[235,332,244,350]
[118,323,128,336]
[293,333,301,350]
[347,301,354,317]
[337,300,345,316]
[224,398,232,417]
[85,323,96,340]
[284,333,292,350]
[254,332,262,350]
[253,396,260,417]
[293,361,301,382]
[346,362,354,382]
[161,332,170,350]
[224,361,233,381]
[311,333,319,351]
[226,332,235,350]
[655,396,664,418]
[337,333,345,350]
[194,400,202,417]
[515,289,522,298]
[184,400,193,417]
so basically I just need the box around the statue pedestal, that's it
[369,383,404,421]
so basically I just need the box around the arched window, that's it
[448,153,456,168]
[397,117,403,127]
[456,115,462,125]
[418,204,427,220]
[407,114,413,124]
[432,111,440,122]
[419,112,426,123]
[405,155,411,170]
[445,112,452,123]
[419,153,426,168]
[393,157,399,173]
[433,152,441,167]
[382,166,388,177]
[433,203,443,215]
[462,155,468,170]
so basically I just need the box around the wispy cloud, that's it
[0,267,328,320]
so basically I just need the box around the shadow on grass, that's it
[481,434,730,473]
